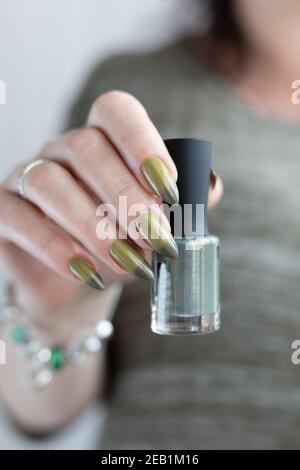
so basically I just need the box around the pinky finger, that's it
[0,192,104,290]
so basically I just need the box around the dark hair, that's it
[198,0,246,74]
[208,0,242,48]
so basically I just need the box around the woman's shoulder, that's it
[88,37,206,90]
[67,37,213,128]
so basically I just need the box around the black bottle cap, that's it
[165,138,211,237]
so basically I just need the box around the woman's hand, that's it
[0,91,223,314]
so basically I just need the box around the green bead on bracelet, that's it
[49,347,64,370]
[10,325,29,343]
[4,307,114,389]
[10,326,65,370]
[1,279,118,390]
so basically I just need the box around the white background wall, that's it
[0,0,195,179]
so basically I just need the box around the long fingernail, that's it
[136,211,178,259]
[141,156,179,205]
[68,256,105,290]
[109,240,154,281]
[210,169,218,189]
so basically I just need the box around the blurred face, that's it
[235,0,300,58]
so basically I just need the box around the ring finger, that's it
[6,160,154,281]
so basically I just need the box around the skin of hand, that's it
[0,91,223,434]
[0,90,223,318]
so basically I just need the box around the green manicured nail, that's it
[110,240,154,281]
[68,256,104,290]
[141,156,179,205]
[136,212,178,258]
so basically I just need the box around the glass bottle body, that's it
[151,235,220,335]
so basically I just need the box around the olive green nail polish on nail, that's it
[141,156,179,205]
[68,256,104,290]
[109,240,154,281]
[136,212,179,259]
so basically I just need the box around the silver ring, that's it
[16,159,46,199]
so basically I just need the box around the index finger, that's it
[87,90,179,205]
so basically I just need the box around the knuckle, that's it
[25,160,63,193]
[92,90,143,117]
[114,173,135,200]
[39,232,62,259]
[66,128,100,156]
[96,90,131,108]
[83,211,100,241]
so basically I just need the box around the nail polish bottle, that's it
[151,138,220,335]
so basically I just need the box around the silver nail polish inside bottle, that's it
[151,139,220,335]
